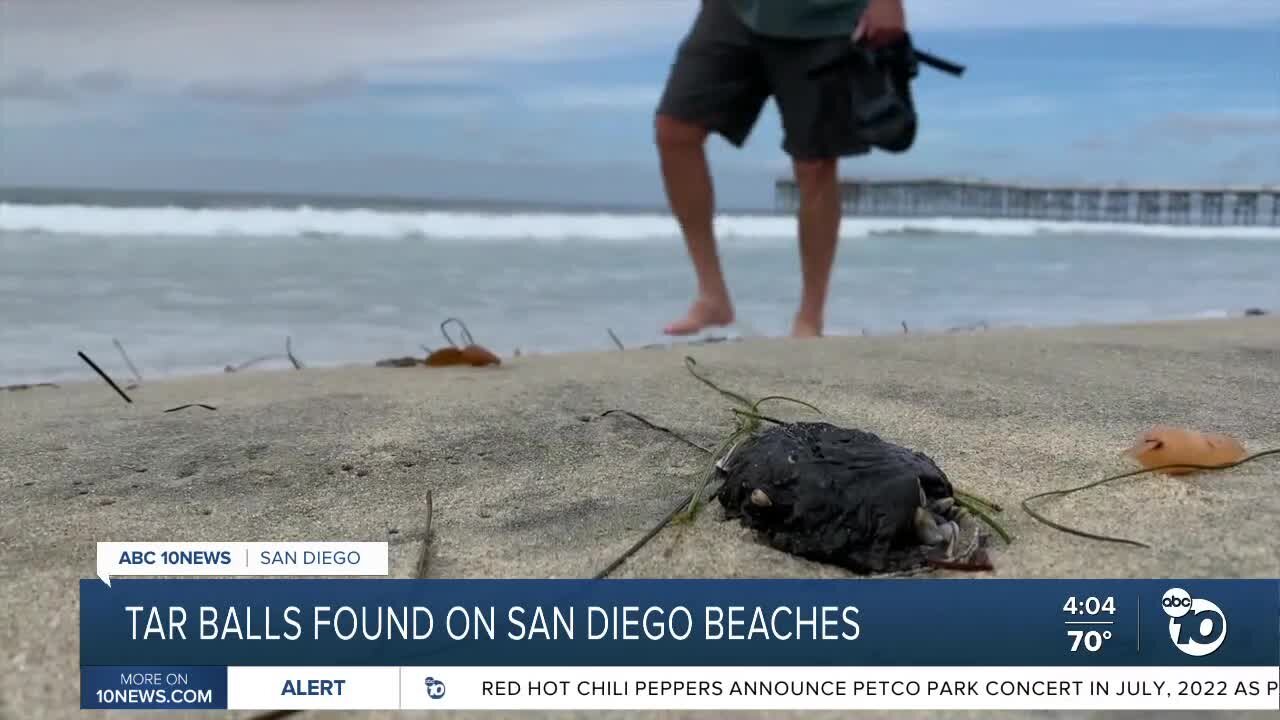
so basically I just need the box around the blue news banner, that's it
[80,578,1279,710]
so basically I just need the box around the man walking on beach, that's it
[656,0,906,338]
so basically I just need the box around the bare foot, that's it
[664,297,734,336]
[791,316,823,338]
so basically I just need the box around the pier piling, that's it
[774,178,1279,227]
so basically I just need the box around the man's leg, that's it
[653,0,768,336]
[764,35,871,338]
[655,114,734,335]
[791,157,841,337]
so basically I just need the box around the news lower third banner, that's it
[80,578,1279,711]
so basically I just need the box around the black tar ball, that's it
[716,422,954,574]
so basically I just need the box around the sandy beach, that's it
[2,316,1278,720]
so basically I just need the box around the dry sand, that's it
[2,316,1278,720]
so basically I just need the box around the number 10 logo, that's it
[1161,587,1227,657]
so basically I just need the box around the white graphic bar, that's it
[216,666,1279,710]
[96,542,388,586]
[399,667,1273,711]
[228,667,400,710]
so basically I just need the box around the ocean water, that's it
[1,193,1278,385]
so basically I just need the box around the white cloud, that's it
[331,94,508,117]
[4,0,1277,103]
[0,0,694,96]
[0,99,130,128]
[1073,108,1280,152]
[906,0,1280,29]
[1153,110,1280,138]
[524,85,664,111]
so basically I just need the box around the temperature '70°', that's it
[1068,629,1112,652]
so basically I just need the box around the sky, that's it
[1,0,1278,210]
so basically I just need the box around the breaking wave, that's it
[2,203,1277,242]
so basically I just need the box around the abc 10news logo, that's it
[1161,587,1227,657]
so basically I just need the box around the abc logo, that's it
[424,677,446,700]
[1162,587,1227,657]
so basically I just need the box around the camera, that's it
[809,34,964,154]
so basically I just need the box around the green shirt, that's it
[727,0,869,38]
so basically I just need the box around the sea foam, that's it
[2,203,1277,242]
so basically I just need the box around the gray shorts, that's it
[656,0,871,161]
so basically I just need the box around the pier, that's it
[774,178,1280,227]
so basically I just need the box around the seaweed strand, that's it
[677,426,750,522]
[285,336,303,370]
[954,496,1011,544]
[594,410,720,578]
[683,356,754,409]
[752,394,823,415]
[599,410,712,454]
[955,489,1004,514]
[227,354,284,372]
[593,487,710,580]
[113,338,143,384]
[440,317,475,348]
[730,408,787,426]
[1021,448,1280,547]
[414,490,434,579]
[607,328,625,351]
[77,351,132,404]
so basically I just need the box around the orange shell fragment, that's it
[1124,425,1246,475]
[458,344,501,367]
[425,345,500,368]
[425,347,466,367]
